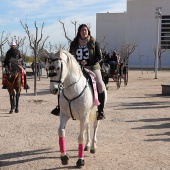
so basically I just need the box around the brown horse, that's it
[6,58,22,114]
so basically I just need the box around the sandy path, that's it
[0,67,170,170]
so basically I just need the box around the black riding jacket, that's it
[4,48,22,67]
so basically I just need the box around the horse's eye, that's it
[56,67,60,70]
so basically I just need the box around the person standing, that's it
[2,41,30,90]
[31,61,35,74]
[69,24,106,120]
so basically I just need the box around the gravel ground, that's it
[0,67,170,170]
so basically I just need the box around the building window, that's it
[161,16,170,49]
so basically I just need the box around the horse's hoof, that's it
[76,158,85,167]
[9,110,13,114]
[90,149,96,154]
[61,154,69,165]
[15,109,19,113]
[84,146,90,151]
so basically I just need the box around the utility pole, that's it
[155,7,162,79]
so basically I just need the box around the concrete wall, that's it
[96,0,170,69]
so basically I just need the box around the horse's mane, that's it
[9,58,19,66]
[8,58,20,72]
[58,49,83,76]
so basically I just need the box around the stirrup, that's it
[51,106,60,116]
[97,111,105,120]
[24,85,30,89]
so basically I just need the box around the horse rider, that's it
[2,41,30,90]
[69,24,106,120]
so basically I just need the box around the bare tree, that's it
[59,20,92,46]
[119,42,138,66]
[10,36,26,49]
[71,21,78,37]
[152,46,167,70]
[0,31,10,77]
[59,20,72,43]
[20,20,49,96]
[54,43,67,51]
[99,36,109,53]
[48,41,67,52]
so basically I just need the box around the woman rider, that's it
[69,24,106,120]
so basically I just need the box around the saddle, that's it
[82,67,100,106]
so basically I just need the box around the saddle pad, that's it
[84,68,100,106]
[18,66,24,87]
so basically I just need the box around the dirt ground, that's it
[0,67,170,170]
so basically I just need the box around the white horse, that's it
[45,49,107,167]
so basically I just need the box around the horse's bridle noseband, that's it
[49,58,63,84]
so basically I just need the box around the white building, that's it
[96,0,170,69]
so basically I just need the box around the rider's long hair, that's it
[71,24,95,47]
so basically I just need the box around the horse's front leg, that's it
[90,118,99,153]
[58,114,69,165]
[15,93,20,113]
[76,120,87,167]
[9,93,15,114]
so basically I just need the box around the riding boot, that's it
[51,105,60,116]
[51,94,60,116]
[97,91,105,120]
[24,74,30,89]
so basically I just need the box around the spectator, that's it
[31,61,35,74]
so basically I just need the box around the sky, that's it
[0,0,126,54]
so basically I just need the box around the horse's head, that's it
[8,58,19,73]
[44,49,68,94]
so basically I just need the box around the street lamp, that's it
[155,7,162,79]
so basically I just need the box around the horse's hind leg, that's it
[15,93,20,113]
[58,115,69,165]
[90,119,99,153]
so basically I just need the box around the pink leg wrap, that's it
[78,144,84,158]
[59,137,66,153]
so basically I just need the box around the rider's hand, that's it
[80,60,87,66]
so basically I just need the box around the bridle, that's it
[49,58,63,84]
[49,56,88,120]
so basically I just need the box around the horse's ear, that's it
[43,48,50,55]
[57,48,64,57]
